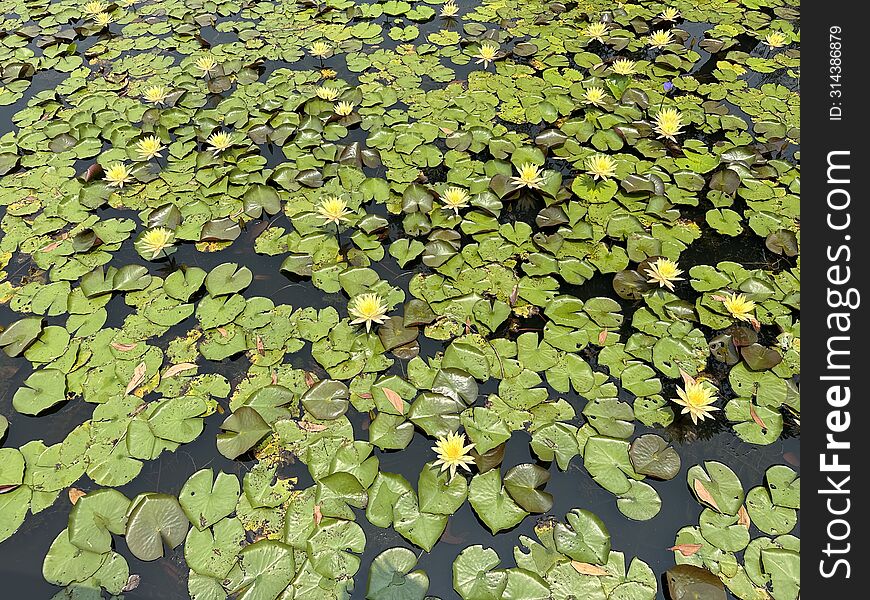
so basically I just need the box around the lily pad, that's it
[366,547,429,600]
[628,434,680,480]
[125,493,188,561]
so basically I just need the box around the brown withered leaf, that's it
[164,362,197,378]
[111,342,137,351]
[668,543,703,557]
[693,479,721,512]
[256,335,265,355]
[121,574,140,593]
[737,505,751,529]
[571,561,609,576]
[68,488,86,505]
[271,369,278,385]
[598,328,608,345]
[41,240,63,252]
[304,371,316,387]
[749,404,767,430]
[382,387,404,414]
[313,504,323,525]
[125,362,147,395]
[217,327,228,338]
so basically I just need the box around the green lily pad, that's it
[12,368,67,415]
[301,380,350,420]
[0,317,43,356]
[468,469,528,534]
[68,489,131,553]
[216,407,271,460]
[124,493,188,561]
[553,509,611,565]
[179,469,241,530]
[366,547,429,600]
[452,545,507,600]
[503,464,553,514]
[628,434,680,480]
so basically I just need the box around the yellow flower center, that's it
[612,58,637,75]
[136,135,165,161]
[654,108,684,141]
[143,85,169,104]
[673,378,719,424]
[310,41,331,58]
[105,163,131,188]
[586,154,617,180]
[95,12,113,26]
[316,86,341,101]
[645,258,684,290]
[441,187,470,213]
[649,30,673,48]
[207,131,234,153]
[317,196,351,225]
[764,32,787,48]
[441,1,459,17]
[348,293,389,332]
[195,56,218,74]
[334,101,355,116]
[475,43,499,66]
[138,227,175,259]
[585,22,608,41]
[84,1,107,15]
[660,7,680,21]
[431,431,476,480]
[584,86,607,106]
[721,292,756,321]
[513,163,544,188]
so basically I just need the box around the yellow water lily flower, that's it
[334,101,355,116]
[475,42,499,67]
[310,41,332,59]
[316,196,352,225]
[142,85,170,104]
[645,258,684,291]
[611,58,637,75]
[648,30,673,48]
[441,0,459,17]
[673,376,719,425]
[511,162,544,189]
[763,32,788,48]
[207,131,235,154]
[194,55,218,75]
[104,163,132,188]
[320,68,337,79]
[315,86,341,101]
[137,227,175,259]
[135,135,165,161]
[586,154,617,181]
[83,1,107,15]
[94,11,114,27]
[719,292,756,322]
[653,108,685,141]
[431,431,476,480]
[660,7,680,21]
[583,86,608,107]
[584,22,609,42]
[441,187,470,215]
[348,293,389,332]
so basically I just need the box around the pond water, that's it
[0,1,800,599]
